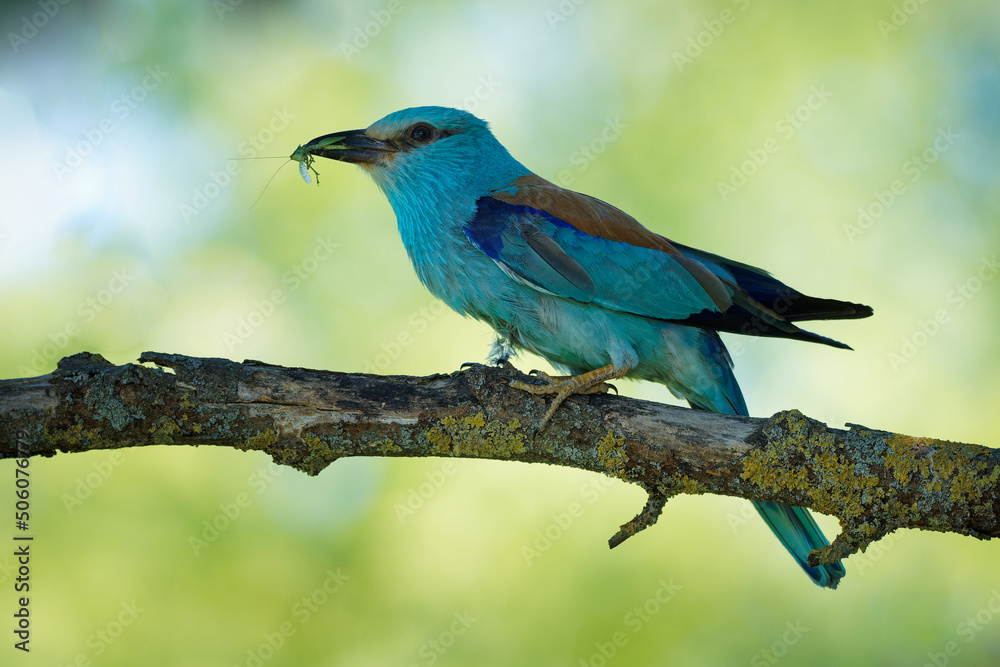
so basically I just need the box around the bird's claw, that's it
[509,363,630,433]
[509,376,558,395]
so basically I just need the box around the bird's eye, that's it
[409,123,434,144]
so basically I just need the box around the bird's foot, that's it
[510,363,630,432]
[514,370,615,395]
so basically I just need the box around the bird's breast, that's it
[407,230,512,314]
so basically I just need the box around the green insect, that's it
[290,134,349,185]
[290,145,319,184]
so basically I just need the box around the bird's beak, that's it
[291,129,398,165]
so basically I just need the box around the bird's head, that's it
[300,106,528,219]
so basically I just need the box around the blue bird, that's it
[295,106,872,589]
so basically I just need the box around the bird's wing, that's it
[670,242,874,322]
[473,175,870,348]
[490,174,733,311]
[466,177,728,321]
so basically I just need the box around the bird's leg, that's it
[519,370,615,393]
[511,362,631,431]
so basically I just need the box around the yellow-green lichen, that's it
[741,410,880,523]
[47,421,112,451]
[290,433,345,475]
[374,438,401,454]
[425,413,526,458]
[884,433,1000,504]
[886,434,933,485]
[662,474,708,496]
[242,428,278,452]
[808,446,882,520]
[597,429,628,479]
[743,411,1000,552]
[741,445,811,494]
[148,416,181,445]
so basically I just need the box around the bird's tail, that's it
[751,501,845,589]
[681,329,845,589]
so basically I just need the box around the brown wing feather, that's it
[491,174,732,311]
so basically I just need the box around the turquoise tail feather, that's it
[686,330,845,589]
[751,501,845,589]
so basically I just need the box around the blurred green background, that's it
[1,0,999,665]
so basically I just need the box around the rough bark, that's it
[2,351,997,566]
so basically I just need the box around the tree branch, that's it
[2,352,998,566]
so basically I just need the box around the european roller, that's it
[294,106,872,589]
